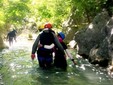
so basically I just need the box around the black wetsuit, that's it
[7,30,17,45]
[54,41,67,70]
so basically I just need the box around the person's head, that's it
[57,32,65,42]
[58,32,65,40]
[44,23,52,29]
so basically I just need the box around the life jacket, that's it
[39,28,55,46]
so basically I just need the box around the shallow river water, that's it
[0,37,113,85]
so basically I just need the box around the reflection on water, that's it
[0,39,113,85]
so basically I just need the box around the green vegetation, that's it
[0,0,112,30]
[0,0,113,48]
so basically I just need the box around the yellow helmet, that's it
[38,24,44,30]
[40,24,44,29]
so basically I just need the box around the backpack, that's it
[39,29,55,46]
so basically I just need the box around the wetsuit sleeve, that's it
[32,34,40,54]
[52,33,65,55]
[61,42,67,50]
[7,32,10,39]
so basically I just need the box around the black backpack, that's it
[39,29,55,46]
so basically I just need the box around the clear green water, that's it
[0,40,113,85]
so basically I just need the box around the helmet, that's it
[44,23,52,29]
[40,24,44,29]
[58,32,65,40]
[39,24,44,30]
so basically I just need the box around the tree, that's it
[4,1,30,25]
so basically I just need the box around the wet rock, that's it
[74,10,113,67]
[67,40,77,48]
[107,65,113,78]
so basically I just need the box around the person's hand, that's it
[73,61,77,65]
[31,54,35,60]
[38,44,43,48]
[71,59,77,65]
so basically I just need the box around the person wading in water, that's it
[31,23,65,70]
[7,29,17,46]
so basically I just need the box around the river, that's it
[0,35,113,85]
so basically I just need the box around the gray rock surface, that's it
[74,11,113,67]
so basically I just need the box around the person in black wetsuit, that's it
[54,32,76,70]
[31,23,65,69]
[7,29,17,46]
[41,32,76,70]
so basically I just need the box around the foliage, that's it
[0,10,5,34]
[38,5,52,19]
[0,0,112,34]
[0,11,5,28]
[65,0,109,28]
[5,1,30,24]
[53,0,71,28]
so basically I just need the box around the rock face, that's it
[74,11,113,67]
[63,26,78,43]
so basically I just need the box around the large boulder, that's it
[74,10,113,67]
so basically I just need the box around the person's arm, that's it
[31,34,40,60]
[44,43,55,49]
[7,33,9,40]
[65,49,74,60]
[65,49,77,65]
[32,34,40,54]
[52,32,65,55]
